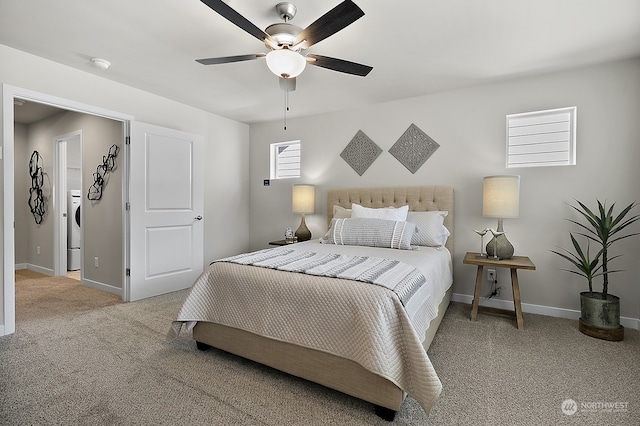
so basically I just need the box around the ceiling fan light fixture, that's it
[266,48,306,79]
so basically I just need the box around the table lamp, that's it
[483,175,520,259]
[292,184,315,241]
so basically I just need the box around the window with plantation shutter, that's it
[506,107,576,168]
[270,140,300,179]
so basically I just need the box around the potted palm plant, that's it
[552,200,639,341]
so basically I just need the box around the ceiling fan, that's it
[196,0,373,88]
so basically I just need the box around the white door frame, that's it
[2,84,133,336]
[53,130,82,277]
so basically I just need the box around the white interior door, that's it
[128,122,204,301]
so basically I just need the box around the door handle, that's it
[195,215,203,220]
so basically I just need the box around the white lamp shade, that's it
[266,49,306,78]
[292,184,315,214]
[483,175,520,218]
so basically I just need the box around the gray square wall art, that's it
[389,123,440,174]
[340,130,382,176]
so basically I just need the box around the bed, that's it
[173,186,454,420]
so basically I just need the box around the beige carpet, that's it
[13,269,121,322]
[1,272,638,425]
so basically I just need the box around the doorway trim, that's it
[2,84,133,336]
[54,130,82,277]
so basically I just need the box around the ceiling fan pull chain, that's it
[284,83,289,130]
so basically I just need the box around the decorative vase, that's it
[486,233,514,260]
[579,292,624,341]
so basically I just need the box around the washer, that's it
[67,190,81,270]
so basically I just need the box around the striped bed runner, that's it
[218,248,427,306]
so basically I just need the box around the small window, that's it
[270,140,301,179]
[506,106,576,168]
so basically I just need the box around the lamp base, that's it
[486,234,514,260]
[295,213,311,242]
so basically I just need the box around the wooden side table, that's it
[463,252,536,329]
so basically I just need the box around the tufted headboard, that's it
[326,186,454,255]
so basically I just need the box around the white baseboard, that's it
[24,264,54,276]
[14,263,27,270]
[451,292,639,330]
[81,278,122,297]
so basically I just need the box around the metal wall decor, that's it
[340,130,382,176]
[28,150,46,224]
[389,123,440,174]
[88,144,120,201]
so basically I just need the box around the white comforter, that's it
[173,240,453,414]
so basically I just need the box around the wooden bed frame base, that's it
[193,286,452,420]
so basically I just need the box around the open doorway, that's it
[4,85,132,336]
[4,85,204,337]
[53,131,83,280]
[13,98,124,288]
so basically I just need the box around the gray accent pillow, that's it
[407,211,450,247]
[326,218,417,250]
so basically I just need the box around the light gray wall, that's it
[1,45,250,331]
[249,58,640,322]
[19,111,62,273]
[13,123,28,266]
[80,114,123,288]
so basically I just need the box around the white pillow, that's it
[332,205,352,219]
[351,203,409,222]
[326,218,417,250]
[407,211,450,247]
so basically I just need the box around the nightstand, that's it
[269,239,297,246]
[463,252,536,329]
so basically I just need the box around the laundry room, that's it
[13,106,124,295]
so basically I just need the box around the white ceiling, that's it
[2,0,640,125]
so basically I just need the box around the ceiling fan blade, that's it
[306,54,372,77]
[279,77,296,92]
[295,0,364,48]
[196,53,266,65]
[200,0,273,44]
